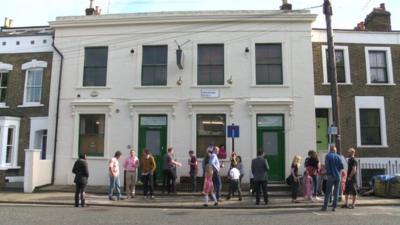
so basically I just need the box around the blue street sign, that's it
[227,125,240,138]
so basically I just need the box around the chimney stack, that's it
[364,3,391,32]
[354,21,366,31]
[280,0,292,10]
[85,0,95,16]
[3,17,13,28]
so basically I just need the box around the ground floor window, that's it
[6,127,14,164]
[360,109,381,145]
[79,114,105,157]
[196,114,226,158]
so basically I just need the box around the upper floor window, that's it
[24,68,43,105]
[355,96,387,148]
[0,72,8,103]
[365,47,394,85]
[322,46,351,84]
[256,44,282,85]
[142,45,167,86]
[83,47,108,86]
[197,44,224,85]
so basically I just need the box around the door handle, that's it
[316,141,322,144]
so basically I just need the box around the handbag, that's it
[286,175,294,185]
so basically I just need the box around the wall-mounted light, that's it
[176,76,183,86]
[245,47,249,53]
[130,49,134,54]
[227,76,233,85]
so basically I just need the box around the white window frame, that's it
[136,44,170,88]
[250,40,289,87]
[77,46,111,89]
[364,46,394,85]
[20,59,47,107]
[23,68,44,106]
[321,45,351,85]
[192,42,229,87]
[355,96,388,148]
[0,116,20,169]
[71,101,114,159]
[0,72,8,106]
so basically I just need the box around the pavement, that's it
[0,185,399,209]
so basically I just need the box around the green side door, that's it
[138,115,167,181]
[256,115,285,181]
[316,109,329,152]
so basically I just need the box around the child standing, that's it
[303,170,313,201]
[202,164,218,207]
[226,164,242,201]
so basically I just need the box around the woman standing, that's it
[291,155,301,203]
[305,150,320,199]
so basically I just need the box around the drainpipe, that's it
[51,36,64,184]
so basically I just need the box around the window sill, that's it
[191,85,231,88]
[76,86,112,90]
[18,104,44,108]
[0,166,21,170]
[357,145,389,149]
[322,83,352,86]
[366,83,396,86]
[0,104,9,108]
[133,86,173,89]
[250,85,289,88]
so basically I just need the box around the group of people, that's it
[72,145,356,210]
[288,146,358,211]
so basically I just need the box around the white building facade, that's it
[49,11,317,185]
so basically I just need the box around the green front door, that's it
[256,115,285,181]
[316,109,329,152]
[138,115,167,181]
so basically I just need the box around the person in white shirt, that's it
[108,151,124,201]
[226,164,242,201]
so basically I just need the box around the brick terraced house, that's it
[0,25,53,183]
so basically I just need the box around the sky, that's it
[0,0,399,29]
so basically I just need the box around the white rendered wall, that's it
[50,13,317,185]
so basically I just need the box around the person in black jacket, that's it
[72,153,89,207]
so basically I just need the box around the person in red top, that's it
[123,149,139,198]
[188,150,198,192]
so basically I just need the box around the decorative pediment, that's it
[21,59,47,70]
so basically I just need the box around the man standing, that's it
[342,148,358,209]
[141,149,156,199]
[72,153,89,207]
[165,147,182,194]
[123,149,139,198]
[209,146,222,201]
[322,146,344,211]
[251,151,269,205]
[108,151,124,201]
[188,150,198,192]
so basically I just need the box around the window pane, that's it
[140,116,167,126]
[142,46,167,86]
[83,47,108,86]
[197,45,224,85]
[257,115,284,127]
[84,47,108,67]
[371,68,388,83]
[360,109,381,145]
[83,67,107,86]
[79,114,105,157]
[196,114,226,158]
[326,49,346,83]
[143,46,167,65]
[1,73,8,87]
[256,44,282,85]
[6,128,14,164]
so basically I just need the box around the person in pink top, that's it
[123,149,139,198]
[303,170,313,201]
[202,164,218,207]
